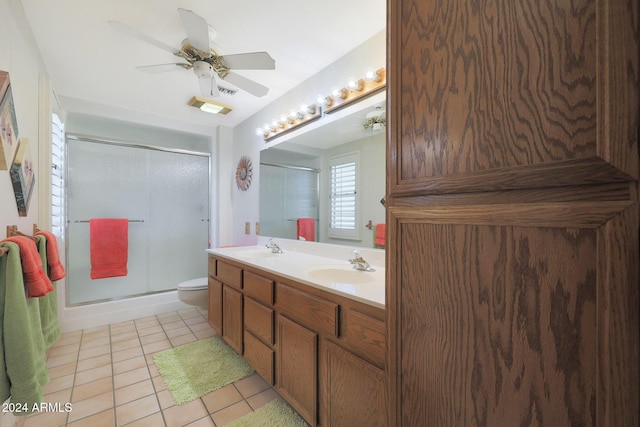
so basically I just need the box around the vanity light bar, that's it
[322,67,386,114]
[257,67,386,141]
[260,103,321,141]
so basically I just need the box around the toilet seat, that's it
[177,277,208,291]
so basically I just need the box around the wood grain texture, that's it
[596,204,639,426]
[393,182,635,207]
[277,314,318,426]
[387,0,639,425]
[596,0,639,177]
[399,221,598,426]
[222,285,243,354]
[244,297,274,345]
[243,271,274,306]
[342,309,386,369]
[244,331,274,385]
[390,0,638,196]
[207,278,222,334]
[391,201,632,228]
[217,261,243,289]
[276,283,339,337]
[323,341,387,427]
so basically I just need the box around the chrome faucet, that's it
[349,250,374,271]
[265,238,284,253]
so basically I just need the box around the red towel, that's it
[374,224,386,247]
[297,218,315,241]
[34,230,66,281]
[3,236,53,297]
[90,218,129,279]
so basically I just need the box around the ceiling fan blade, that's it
[199,76,220,98]
[223,72,269,97]
[223,52,275,70]
[136,63,191,74]
[108,20,179,54]
[177,8,211,54]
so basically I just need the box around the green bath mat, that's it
[153,336,254,405]
[228,399,308,427]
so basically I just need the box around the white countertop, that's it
[207,238,385,309]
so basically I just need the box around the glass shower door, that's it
[66,138,210,305]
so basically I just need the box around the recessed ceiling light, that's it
[187,96,233,115]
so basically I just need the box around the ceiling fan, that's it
[108,8,275,98]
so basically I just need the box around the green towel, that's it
[0,242,49,415]
[35,235,61,348]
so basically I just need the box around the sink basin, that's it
[306,265,377,285]
[233,250,280,259]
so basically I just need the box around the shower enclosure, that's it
[259,162,319,240]
[65,136,210,305]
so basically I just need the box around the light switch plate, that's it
[255,221,260,235]
[245,221,250,234]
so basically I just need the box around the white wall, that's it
[0,0,48,235]
[230,30,386,246]
[0,2,49,425]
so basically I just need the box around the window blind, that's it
[51,113,64,238]
[329,152,359,240]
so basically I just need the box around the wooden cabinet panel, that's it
[244,271,274,305]
[388,0,639,426]
[222,285,243,354]
[323,341,387,427]
[343,309,385,369]
[277,283,339,337]
[244,330,274,385]
[277,314,318,426]
[207,278,222,334]
[217,261,242,289]
[244,297,274,345]
[389,0,638,197]
[388,203,638,426]
[207,256,216,278]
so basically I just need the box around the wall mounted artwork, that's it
[0,71,19,170]
[10,138,34,217]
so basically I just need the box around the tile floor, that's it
[15,308,290,427]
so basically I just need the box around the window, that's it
[329,152,360,240]
[51,113,64,238]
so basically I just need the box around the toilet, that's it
[177,277,208,310]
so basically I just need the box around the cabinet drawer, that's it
[244,297,274,345]
[277,283,339,337]
[244,331,274,385]
[244,271,274,305]
[217,261,242,289]
[208,256,216,277]
[343,309,386,368]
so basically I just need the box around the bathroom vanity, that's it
[207,243,386,427]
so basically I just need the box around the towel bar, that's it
[72,219,144,223]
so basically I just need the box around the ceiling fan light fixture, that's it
[188,96,233,115]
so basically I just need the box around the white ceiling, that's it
[19,0,386,135]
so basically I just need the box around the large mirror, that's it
[260,92,385,249]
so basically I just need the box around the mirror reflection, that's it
[260,93,385,249]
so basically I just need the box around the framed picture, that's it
[0,70,19,170]
[10,138,35,217]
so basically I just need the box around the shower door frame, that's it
[64,133,211,307]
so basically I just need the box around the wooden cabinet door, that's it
[323,341,387,427]
[387,0,638,426]
[222,285,243,354]
[277,314,318,426]
[208,278,222,334]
